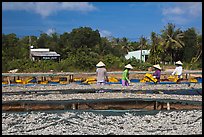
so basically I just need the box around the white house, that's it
[125,50,150,62]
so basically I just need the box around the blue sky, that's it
[2,2,202,41]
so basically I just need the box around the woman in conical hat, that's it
[96,61,108,87]
[172,60,183,79]
[121,64,133,86]
[175,61,183,65]
[96,61,105,67]
[152,64,161,82]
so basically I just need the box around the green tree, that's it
[148,32,163,64]
[182,28,198,63]
[68,27,101,51]
[59,32,71,59]
[120,37,134,54]
[36,33,49,48]
[160,23,184,63]
[138,36,148,63]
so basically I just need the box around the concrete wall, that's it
[125,50,150,62]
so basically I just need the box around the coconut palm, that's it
[161,23,185,63]
[149,32,162,64]
[189,34,202,69]
[121,37,133,54]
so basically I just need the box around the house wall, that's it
[125,50,150,62]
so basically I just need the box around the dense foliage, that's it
[2,24,202,72]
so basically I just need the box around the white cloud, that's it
[163,7,184,15]
[162,2,202,16]
[46,28,56,35]
[162,2,202,25]
[99,30,112,37]
[61,2,96,11]
[186,2,202,17]
[2,2,96,17]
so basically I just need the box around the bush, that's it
[183,61,202,70]
[103,54,124,70]
[126,57,153,71]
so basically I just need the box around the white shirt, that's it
[172,66,182,76]
[96,68,108,83]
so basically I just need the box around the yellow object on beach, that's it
[140,73,157,83]
[16,79,22,83]
[2,81,8,84]
[39,81,49,84]
[73,78,85,82]
[83,77,97,84]
[168,75,179,82]
[50,79,60,83]
[108,77,119,82]
[17,77,37,84]
[59,81,69,84]
[24,77,36,84]
[189,78,198,83]
[82,77,119,84]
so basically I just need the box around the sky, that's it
[2,2,202,41]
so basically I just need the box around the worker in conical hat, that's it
[96,61,105,67]
[121,64,133,86]
[96,61,108,87]
[152,64,162,82]
[172,60,183,79]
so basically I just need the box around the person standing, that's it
[96,61,108,85]
[152,64,162,83]
[122,64,133,86]
[172,60,183,79]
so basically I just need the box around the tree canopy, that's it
[2,24,202,72]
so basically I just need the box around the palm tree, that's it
[161,23,185,63]
[195,35,202,62]
[189,34,202,69]
[110,37,120,47]
[149,32,161,64]
[121,37,133,54]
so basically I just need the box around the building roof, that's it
[31,51,60,57]
[30,48,50,52]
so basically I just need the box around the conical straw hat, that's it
[96,61,105,67]
[153,64,161,70]
[125,64,133,69]
[175,61,183,65]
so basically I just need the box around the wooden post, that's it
[167,102,170,110]
[7,77,10,85]
[69,75,73,83]
[161,103,164,110]
[72,103,76,110]
[154,101,158,110]
[14,76,16,82]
